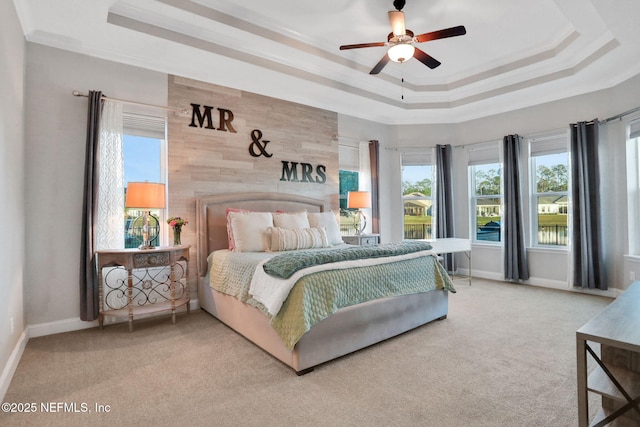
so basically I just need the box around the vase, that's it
[173,228,181,246]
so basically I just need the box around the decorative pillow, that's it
[307,211,344,245]
[227,211,274,252]
[269,227,330,252]
[272,210,310,229]
[225,208,250,250]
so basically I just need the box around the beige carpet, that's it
[1,278,612,427]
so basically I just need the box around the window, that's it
[123,113,167,248]
[626,118,640,254]
[339,170,359,211]
[529,133,569,247]
[338,143,369,235]
[468,143,502,243]
[470,163,502,242]
[402,152,433,240]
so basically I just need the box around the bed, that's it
[196,192,454,374]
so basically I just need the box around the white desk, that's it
[426,238,472,285]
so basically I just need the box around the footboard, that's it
[199,277,448,374]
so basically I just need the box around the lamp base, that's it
[354,211,367,235]
[137,210,156,250]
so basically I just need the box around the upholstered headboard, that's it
[195,192,326,275]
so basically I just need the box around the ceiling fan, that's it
[339,0,466,74]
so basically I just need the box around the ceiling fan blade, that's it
[388,11,406,36]
[414,25,467,43]
[370,55,391,74]
[340,42,386,50]
[413,47,441,69]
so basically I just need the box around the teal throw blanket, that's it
[263,240,433,279]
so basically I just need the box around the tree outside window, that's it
[402,164,433,240]
[532,152,568,246]
[339,170,360,234]
[471,163,502,242]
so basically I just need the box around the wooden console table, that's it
[576,282,640,426]
[96,246,190,332]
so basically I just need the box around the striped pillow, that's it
[269,227,330,252]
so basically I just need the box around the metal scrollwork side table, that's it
[96,246,190,332]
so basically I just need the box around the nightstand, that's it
[342,234,380,246]
[96,245,190,332]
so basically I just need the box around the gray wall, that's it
[0,0,26,397]
[339,75,640,294]
[24,44,167,327]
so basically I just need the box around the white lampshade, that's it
[387,44,415,63]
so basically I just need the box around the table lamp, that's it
[125,182,166,249]
[347,191,371,235]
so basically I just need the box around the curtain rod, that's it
[384,142,490,151]
[72,90,188,115]
[601,105,640,124]
[333,134,376,144]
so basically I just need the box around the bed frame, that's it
[196,192,449,374]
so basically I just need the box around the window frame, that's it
[401,151,434,240]
[122,112,168,247]
[626,116,640,255]
[469,162,503,244]
[528,132,570,249]
[338,142,371,235]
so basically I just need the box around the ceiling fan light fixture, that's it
[387,43,415,63]
[388,11,406,36]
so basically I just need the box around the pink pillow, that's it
[225,208,249,250]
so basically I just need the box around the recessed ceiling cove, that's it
[14,0,640,124]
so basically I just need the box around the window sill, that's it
[527,246,568,255]
[624,254,640,263]
[471,242,502,249]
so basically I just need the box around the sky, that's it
[402,165,432,184]
[123,135,162,187]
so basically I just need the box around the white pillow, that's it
[273,210,310,229]
[307,211,344,245]
[269,227,330,252]
[228,211,274,252]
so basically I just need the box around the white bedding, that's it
[249,249,437,316]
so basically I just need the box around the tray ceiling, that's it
[13,0,640,124]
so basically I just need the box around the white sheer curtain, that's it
[96,100,124,250]
[358,142,372,234]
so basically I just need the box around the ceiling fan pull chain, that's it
[401,76,405,100]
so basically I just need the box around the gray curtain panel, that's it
[570,121,606,289]
[80,90,103,321]
[435,144,455,271]
[503,134,529,281]
[369,140,380,234]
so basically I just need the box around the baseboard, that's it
[28,298,201,338]
[456,269,620,297]
[459,268,503,282]
[524,277,569,291]
[28,317,98,338]
[0,330,28,401]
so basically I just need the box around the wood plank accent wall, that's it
[167,75,339,290]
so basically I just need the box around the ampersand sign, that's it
[248,129,272,158]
